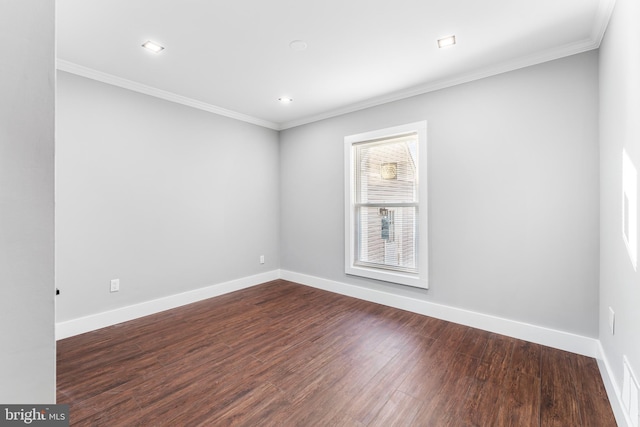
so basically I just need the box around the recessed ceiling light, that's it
[278,97,293,103]
[289,40,308,51]
[437,35,456,49]
[142,40,165,53]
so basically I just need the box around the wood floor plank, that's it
[396,343,451,400]
[58,349,162,403]
[346,337,432,424]
[461,378,504,426]
[495,369,541,427]
[66,388,143,427]
[435,321,471,352]
[412,352,482,425]
[574,354,618,427]
[56,280,617,426]
[511,339,542,378]
[475,332,516,385]
[283,387,353,426]
[186,382,283,426]
[419,315,449,340]
[458,328,492,359]
[372,326,431,359]
[334,351,393,398]
[368,390,422,427]
[541,347,582,427]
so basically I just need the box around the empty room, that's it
[2,0,640,425]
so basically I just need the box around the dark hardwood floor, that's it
[57,280,617,426]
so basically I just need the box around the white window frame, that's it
[344,121,428,289]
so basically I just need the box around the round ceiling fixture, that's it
[289,40,308,51]
[278,97,293,103]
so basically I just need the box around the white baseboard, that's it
[56,268,599,356]
[55,267,604,359]
[55,270,280,340]
[596,342,633,427]
[281,270,633,424]
[280,270,635,426]
[280,270,600,358]
[55,268,627,424]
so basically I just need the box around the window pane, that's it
[357,206,417,272]
[356,135,418,204]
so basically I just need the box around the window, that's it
[344,121,428,288]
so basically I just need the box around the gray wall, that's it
[280,51,600,337]
[55,72,280,322]
[599,0,640,399]
[0,2,56,402]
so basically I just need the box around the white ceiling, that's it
[56,0,615,130]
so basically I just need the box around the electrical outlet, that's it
[260,255,265,264]
[110,279,120,293]
[608,307,615,335]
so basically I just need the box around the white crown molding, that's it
[280,0,616,130]
[280,270,600,358]
[592,0,617,44]
[58,1,615,132]
[55,270,279,340]
[56,59,280,131]
[279,37,602,130]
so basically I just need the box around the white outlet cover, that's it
[609,307,615,335]
[110,279,120,292]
